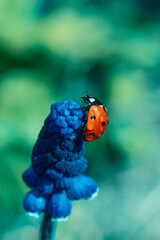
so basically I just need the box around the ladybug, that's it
[81,94,109,141]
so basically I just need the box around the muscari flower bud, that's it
[23,99,98,221]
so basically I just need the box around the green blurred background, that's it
[0,0,160,239]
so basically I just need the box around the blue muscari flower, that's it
[38,176,54,195]
[23,99,98,221]
[48,193,72,221]
[66,175,98,200]
[23,189,46,215]
[22,167,38,188]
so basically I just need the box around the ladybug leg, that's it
[81,119,87,126]
[103,107,108,113]
[67,106,89,111]
[68,119,87,135]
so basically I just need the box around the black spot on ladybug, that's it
[102,122,106,126]
[89,133,95,137]
[91,116,96,120]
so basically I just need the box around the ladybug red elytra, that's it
[81,95,109,141]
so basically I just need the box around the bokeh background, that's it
[0,0,160,239]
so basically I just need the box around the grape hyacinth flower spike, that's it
[22,99,99,239]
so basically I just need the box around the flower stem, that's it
[40,212,57,240]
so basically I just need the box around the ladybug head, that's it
[81,94,102,106]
